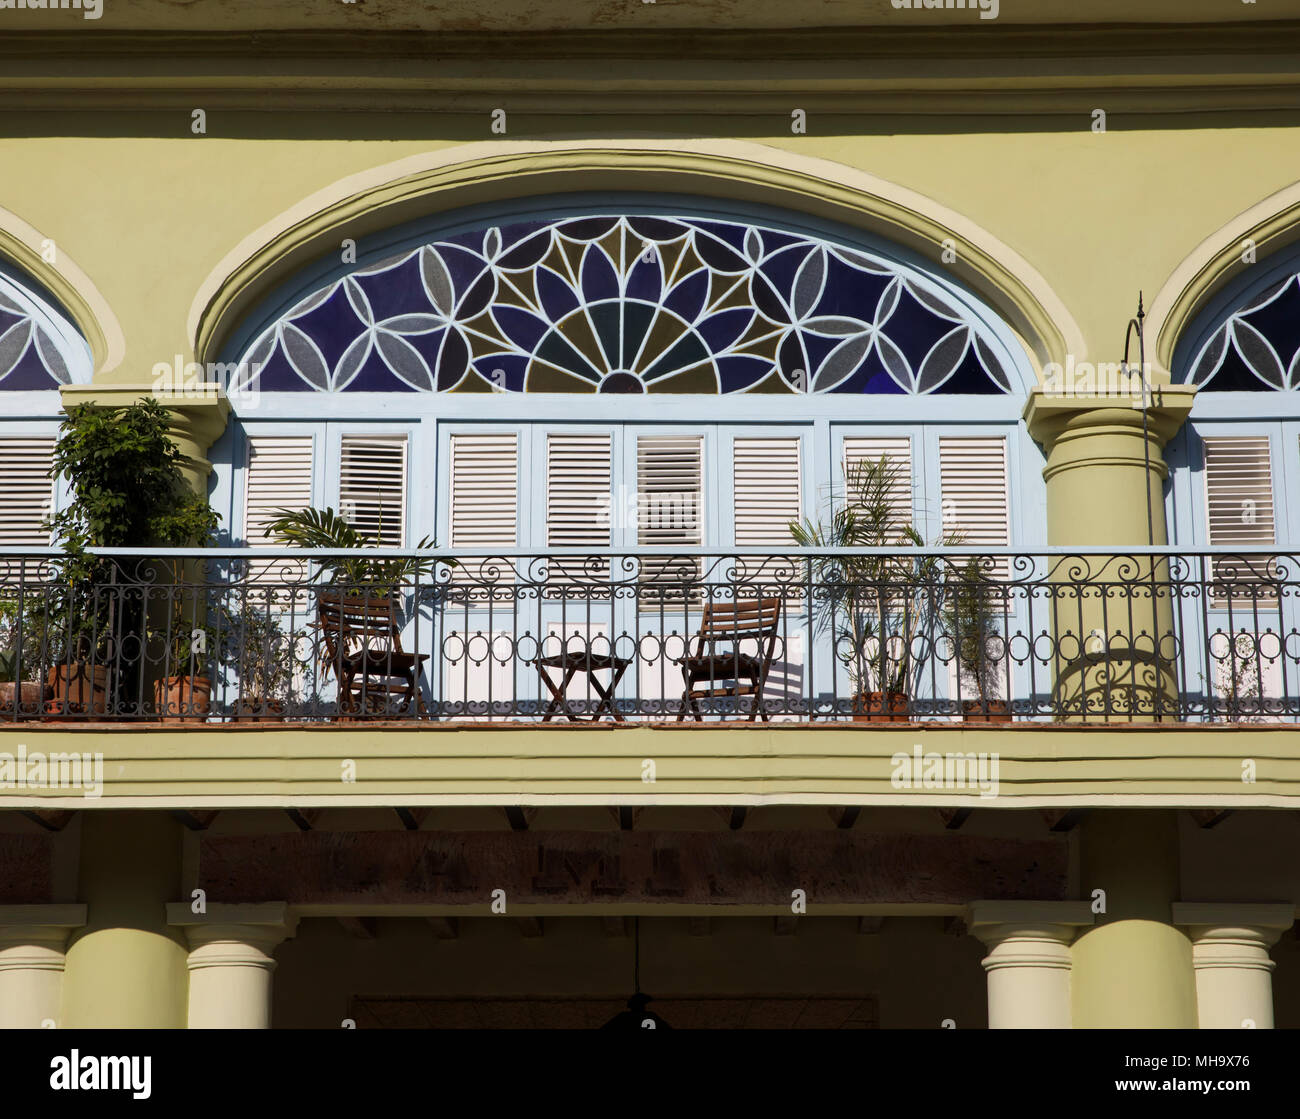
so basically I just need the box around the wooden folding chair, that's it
[674,597,783,722]
[315,591,428,717]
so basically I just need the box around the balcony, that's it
[0,546,1294,726]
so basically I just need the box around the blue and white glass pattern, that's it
[1189,270,1300,390]
[0,272,92,389]
[238,215,1014,394]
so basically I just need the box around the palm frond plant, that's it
[941,556,1011,722]
[790,455,952,720]
[260,506,449,596]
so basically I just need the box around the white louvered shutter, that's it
[450,433,518,579]
[339,434,407,546]
[1204,435,1276,604]
[242,434,315,583]
[733,437,801,546]
[637,435,703,589]
[547,432,612,580]
[843,436,912,538]
[242,435,315,542]
[939,436,1010,577]
[0,438,55,546]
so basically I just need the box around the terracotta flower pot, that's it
[44,664,109,720]
[960,699,1012,724]
[852,690,910,723]
[153,675,212,724]
[233,699,286,723]
[0,680,51,719]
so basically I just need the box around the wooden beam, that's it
[602,916,629,937]
[937,807,972,830]
[336,916,377,939]
[619,806,636,831]
[19,809,77,832]
[284,808,321,832]
[857,916,885,935]
[773,915,799,936]
[504,806,530,831]
[393,807,429,831]
[514,916,544,938]
[170,809,220,832]
[688,917,711,937]
[1041,808,1089,832]
[729,806,748,831]
[836,806,862,830]
[425,917,458,940]
[1189,809,1233,830]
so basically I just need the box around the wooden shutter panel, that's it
[733,437,801,546]
[242,435,315,542]
[547,433,612,549]
[0,437,54,546]
[1204,435,1277,605]
[339,434,407,546]
[450,434,518,583]
[939,436,1010,576]
[637,435,702,588]
[843,436,912,535]
[1204,436,1275,548]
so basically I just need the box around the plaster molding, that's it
[188,140,1083,379]
[0,205,125,378]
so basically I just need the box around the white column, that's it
[967,901,1094,1029]
[167,902,297,1029]
[1172,903,1294,1029]
[0,905,87,1029]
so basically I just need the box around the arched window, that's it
[215,197,1039,555]
[0,264,93,545]
[1166,246,1300,715]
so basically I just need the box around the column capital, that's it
[1171,902,1295,955]
[1023,384,1197,458]
[967,900,1095,945]
[59,383,231,491]
[0,904,87,970]
[167,901,298,968]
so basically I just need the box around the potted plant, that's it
[790,455,951,722]
[152,616,216,723]
[943,556,1011,723]
[225,602,303,721]
[0,599,49,719]
[260,505,445,596]
[42,400,220,720]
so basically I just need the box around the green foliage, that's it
[941,556,1003,705]
[789,455,954,695]
[261,506,450,594]
[38,399,221,663]
[221,601,304,704]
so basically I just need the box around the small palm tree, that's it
[261,506,449,595]
[790,456,950,702]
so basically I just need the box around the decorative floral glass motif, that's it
[1189,271,1300,390]
[238,215,1015,395]
[0,273,90,389]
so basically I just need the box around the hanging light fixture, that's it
[601,917,674,1029]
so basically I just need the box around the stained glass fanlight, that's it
[0,271,92,389]
[1188,270,1300,390]
[236,214,1016,395]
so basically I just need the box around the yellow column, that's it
[62,812,189,1028]
[167,903,298,1029]
[1024,385,1195,721]
[0,906,86,1028]
[1071,810,1197,1028]
[967,901,1094,1028]
[1172,903,1295,1029]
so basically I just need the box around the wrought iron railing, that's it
[0,546,1295,723]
